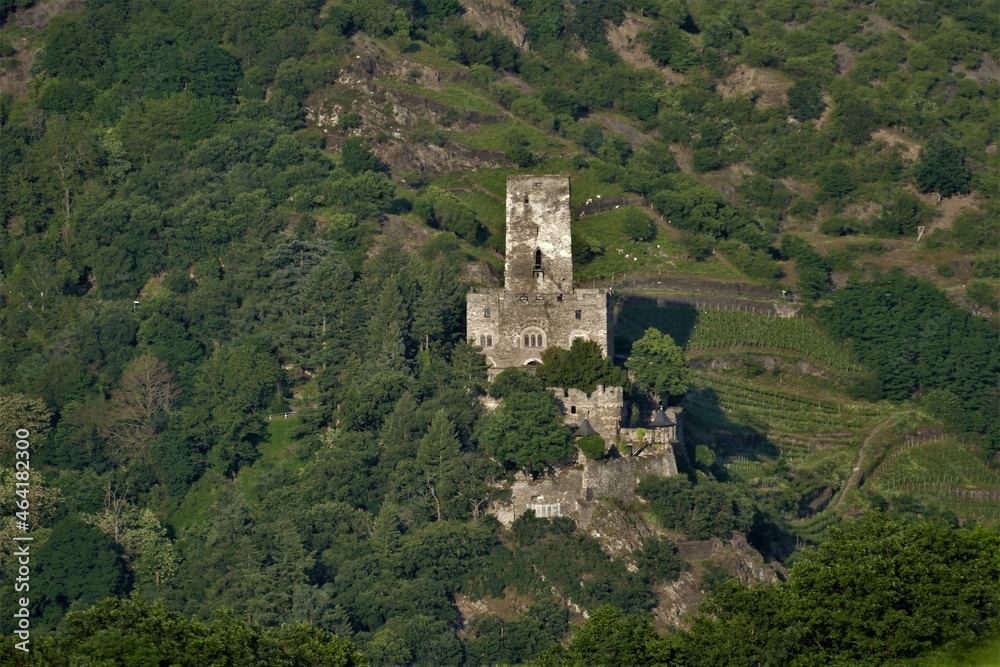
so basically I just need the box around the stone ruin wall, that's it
[551,385,624,442]
[491,447,680,528]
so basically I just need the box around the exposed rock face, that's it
[717,63,792,109]
[304,40,510,176]
[459,0,530,50]
[654,533,784,629]
[605,16,686,83]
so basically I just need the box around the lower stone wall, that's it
[491,446,679,528]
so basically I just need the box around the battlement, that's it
[551,385,624,441]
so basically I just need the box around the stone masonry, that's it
[466,175,613,373]
[551,385,625,442]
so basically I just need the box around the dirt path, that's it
[834,412,902,511]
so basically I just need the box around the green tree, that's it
[33,516,131,629]
[620,208,657,242]
[626,328,690,399]
[185,339,283,476]
[789,514,1000,664]
[0,393,50,457]
[787,80,824,121]
[536,605,676,666]
[913,135,971,198]
[635,535,684,584]
[341,136,380,174]
[11,597,367,665]
[479,387,573,474]
[417,410,462,520]
[536,338,626,393]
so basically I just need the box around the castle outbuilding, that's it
[466,175,613,374]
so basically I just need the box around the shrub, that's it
[577,435,606,461]
[621,208,657,242]
[819,216,861,236]
[338,111,362,130]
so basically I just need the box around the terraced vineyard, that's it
[865,437,1000,524]
[686,370,892,460]
[617,303,860,372]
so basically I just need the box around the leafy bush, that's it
[577,434,606,461]
[621,208,657,242]
[537,338,627,393]
[787,79,824,121]
[913,135,971,197]
[637,475,754,539]
[819,216,861,236]
[635,535,685,584]
[338,111,362,130]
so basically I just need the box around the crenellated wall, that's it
[551,385,624,441]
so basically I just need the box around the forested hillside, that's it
[0,0,997,663]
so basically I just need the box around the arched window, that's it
[538,334,544,347]
[524,335,530,347]
[534,249,542,269]
[480,335,485,346]
[530,334,536,347]
[487,335,492,346]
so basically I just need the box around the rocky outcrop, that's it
[459,0,530,50]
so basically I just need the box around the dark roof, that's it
[650,409,675,427]
[575,419,598,437]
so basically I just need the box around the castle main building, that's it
[467,175,613,373]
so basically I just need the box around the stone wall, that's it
[491,446,679,528]
[467,287,613,370]
[504,175,573,295]
[551,385,624,441]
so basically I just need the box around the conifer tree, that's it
[913,135,971,198]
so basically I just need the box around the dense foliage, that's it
[0,597,367,666]
[819,271,999,448]
[536,338,627,393]
[680,514,1000,666]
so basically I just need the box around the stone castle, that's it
[466,175,613,372]
[468,175,681,526]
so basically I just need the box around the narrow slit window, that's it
[484,308,490,318]
[487,335,492,346]
[480,335,485,346]
[534,249,542,269]
[575,310,582,319]
[570,406,576,414]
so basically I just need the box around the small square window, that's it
[575,310,582,320]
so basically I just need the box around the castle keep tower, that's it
[467,175,613,373]
[503,176,573,294]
